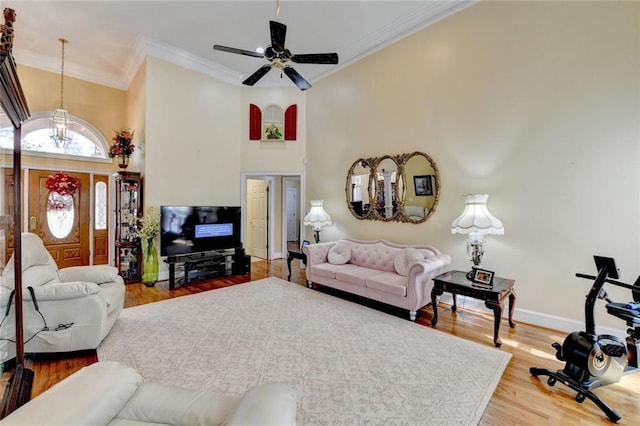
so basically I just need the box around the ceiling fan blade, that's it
[283,67,311,91]
[213,45,264,58]
[291,53,339,65]
[270,20,287,52]
[243,64,272,86]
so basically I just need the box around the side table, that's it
[287,249,307,281]
[431,270,516,347]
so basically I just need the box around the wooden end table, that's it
[431,270,516,347]
[287,249,307,281]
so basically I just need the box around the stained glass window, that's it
[95,181,107,230]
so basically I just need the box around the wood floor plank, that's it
[1,259,639,424]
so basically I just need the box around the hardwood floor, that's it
[2,259,639,424]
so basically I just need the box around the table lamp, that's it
[451,194,504,279]
[303,200,332,243]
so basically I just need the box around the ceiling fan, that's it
[213,20,338,91]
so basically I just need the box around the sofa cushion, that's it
[311,263,344,279]
[327,242,351,265]
[365,272,408,297]
[393,248,424,277]
[115,382,239,426]
[335,266,384,287]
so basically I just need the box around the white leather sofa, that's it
[0,233,125,360]
[303,239,451,320]
[2,361,298,425]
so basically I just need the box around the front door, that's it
[28,169,91,268]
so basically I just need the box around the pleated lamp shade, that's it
[451,194,504,238]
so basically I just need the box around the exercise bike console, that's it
[530,255,640,423]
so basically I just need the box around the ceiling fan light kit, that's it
[213,20,338,90]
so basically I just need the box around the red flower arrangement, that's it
[45,173,79,197]
[109,129,135,158]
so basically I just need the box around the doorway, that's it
[242,173,303,260]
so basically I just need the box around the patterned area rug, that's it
[98,277,511,425]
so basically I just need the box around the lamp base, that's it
[313,229,320,244]
[466,269,476,281]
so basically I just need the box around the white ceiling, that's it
[5,1,474,90]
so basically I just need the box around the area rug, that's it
[98,277,511,425]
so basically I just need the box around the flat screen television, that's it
[160,206,242,257]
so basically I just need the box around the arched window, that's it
[0,111,110,161]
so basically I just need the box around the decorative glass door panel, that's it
[28,169,90,268]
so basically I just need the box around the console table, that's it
[165,250,250,290]
[431,270,516,347]
[287,249,306,281]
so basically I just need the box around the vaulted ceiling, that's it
[5,1,473,90]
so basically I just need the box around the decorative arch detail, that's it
[0,111,110,160]
[249,103,297,141]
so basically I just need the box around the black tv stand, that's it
[165,249,250,290]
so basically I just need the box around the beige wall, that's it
[3,65,126,172]
[126,60,147,173]
[240,87,306,173]
[306,1,640,329]
[143,56,242,208]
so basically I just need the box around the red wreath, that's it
[45,173,79,197]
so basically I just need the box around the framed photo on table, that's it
[413,175,433,196]
[300,240,310,249]
[471,268,495,286]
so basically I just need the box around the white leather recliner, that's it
[0,233,125,360]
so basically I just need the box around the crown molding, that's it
[12,47,129,90]
[13,0,475,91]
[142,38,243,87]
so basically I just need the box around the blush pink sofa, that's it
[303,238,451,321]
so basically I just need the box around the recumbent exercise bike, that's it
[530,256,640,423]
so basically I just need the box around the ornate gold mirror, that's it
[346,158,375,219]
[372,156,400,220]
[346,151,440,223]
[399,151,440,223]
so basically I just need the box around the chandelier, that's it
[50,38,72,148]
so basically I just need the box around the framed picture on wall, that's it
[413,175,433,196]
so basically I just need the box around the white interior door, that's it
[286,187,298,242]
[249,179,268,259]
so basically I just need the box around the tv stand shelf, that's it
[165,249,250,290]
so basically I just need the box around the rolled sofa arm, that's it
[409,254,452,276]
[58,265,122,285]
[407,253,452,310]
[303,241,336,265]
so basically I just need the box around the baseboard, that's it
[442,294,626,337]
